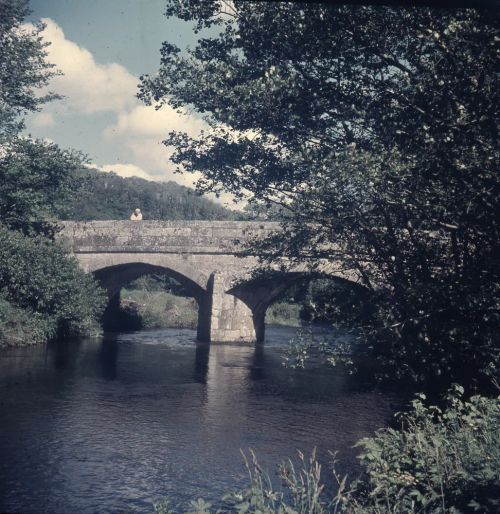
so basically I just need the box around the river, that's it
[0,325,402,513]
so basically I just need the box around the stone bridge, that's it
[59,221,360,343]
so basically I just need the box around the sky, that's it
[24,0,211,190]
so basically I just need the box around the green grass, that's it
[121,289,198,329]
[265,302,302,327]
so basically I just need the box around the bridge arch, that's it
[228,271,369,342]
[93,262,207,300]
[90,259,213,342]
[59,221,368,343]
[78,253,212,293]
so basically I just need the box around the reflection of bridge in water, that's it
[59,221,361,343]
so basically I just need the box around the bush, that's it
[0,295,50,347]
[346,386,500,513]
[0,224,105,344]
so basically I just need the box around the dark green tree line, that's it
[62,167,241,221]
[139,2,499,389]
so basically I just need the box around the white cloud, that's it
[103,104,205,186]
[27,18,202,187]
[103,108,249,206]
[22,18,243,209]
[31,18,138,115]
[105,104,205,138]
[99,163,155,181]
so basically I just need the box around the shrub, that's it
[0,224,105,344]
[0,294,50,346]
[345,386,500,513]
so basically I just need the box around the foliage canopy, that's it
[140,2,499,389]
[0,225,106,343]
[0,138,85,233]
[0,0,59,138]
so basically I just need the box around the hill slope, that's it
[61,168,240,221]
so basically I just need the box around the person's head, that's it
[134,208,141,215]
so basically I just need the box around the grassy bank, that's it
[120,287,304,331]
[120,289,198,330]
[265,302,302,327]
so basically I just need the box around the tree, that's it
[0,138,85,233]
[0,0,59,139]
[0,0,105,345]
[0,0,82,232]
[140,2,499,389]
[0,225,106,342]
[59,167,241,222]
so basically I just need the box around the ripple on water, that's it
[0,326,403,513]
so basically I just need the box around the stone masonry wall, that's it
[58,220,280,255]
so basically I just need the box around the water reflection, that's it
[98,335,119,381]
[0,326,402,513]
[250,343,266,380]
[193,342,210,383]
[50,338,83,371]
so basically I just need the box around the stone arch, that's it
[93,262,206,300]
[85,258,213,342]
[71,250,370,344]
[227,271,369,342]
[76,253,212,293]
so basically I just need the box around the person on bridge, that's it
[130,208,143,221]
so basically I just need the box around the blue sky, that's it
[28,0,197,76]
[24,0,209,189]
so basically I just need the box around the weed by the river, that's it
[345,385,500,513]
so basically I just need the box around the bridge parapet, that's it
[58,220,280,254]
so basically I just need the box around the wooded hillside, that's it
[60,168,241,221]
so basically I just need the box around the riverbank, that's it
[119,288,304,330]
[120,289,198,329]
[1,287,305,349]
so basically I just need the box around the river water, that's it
[0,326,401,513]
